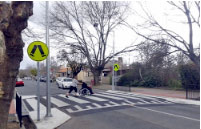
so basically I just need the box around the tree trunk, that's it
[139,68,144,81]
[0,2,33,129]
[93,71,101,86]
[189,53,200,71]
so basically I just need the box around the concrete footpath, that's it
[8,96,71,129]
[93,84,200,105]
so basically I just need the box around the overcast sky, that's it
[20,1,200,69]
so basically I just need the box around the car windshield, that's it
[63,78,72,82]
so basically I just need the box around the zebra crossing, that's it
[22,90,174,114]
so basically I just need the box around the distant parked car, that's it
[27,77,32,80]
[16,78,24,87]
[23,77,31,80]
[56,77,73,89]
[40,77,46,82]
[40,76,53,82]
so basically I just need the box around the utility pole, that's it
[37,62,40,121]
[46,1,52,117]
[112,31,115,91]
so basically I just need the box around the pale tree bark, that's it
[0,2,33,129]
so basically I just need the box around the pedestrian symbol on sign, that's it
[114,64,119,71]
[27,41,49,61]
[30,45,46,57]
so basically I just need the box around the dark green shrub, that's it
[140,75,162,87]
[168,79,182,90]
[136,69,162,87]
[130,80,141,87]
[117,69,162,87]
[179,64,200,90]
[117,73,132,86]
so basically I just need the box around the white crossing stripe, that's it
[43,96,69,107]
[163,101,173,104]
[104,103,113,107]
[74,105,83,110]
[150,100,165,104]
[135,95,158,100]
[67,105,92,113]
[104,92,167,104]
[137,102,143,104]
[124,100,135,104]
[26,98,46,111]
[66,102,127,113]
[151,101,158,104]
[121,102,129,105]
[107,90,158,100]
[92,103,102,108]
[66,108,74,113]
[22,95,37,99]
[105,91,171,104]
[59,94,90,104]
[94,93,125,100]
[86,106,93,109]
[84,95,108,101]
[100,92,145,101]
[138,100,150,104]
[109,101,119,105]
[107,90,135,96]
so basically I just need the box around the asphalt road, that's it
[16,80,200,129]
[58,104,199,129]
[16,80,67,96]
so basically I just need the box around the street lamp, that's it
[45,1,52,117]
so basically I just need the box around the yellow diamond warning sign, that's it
[114,64,120,71]
[27,41,49,61]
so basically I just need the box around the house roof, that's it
[57,67,72,73]
[103,68,111,72]
[58,68,67,73]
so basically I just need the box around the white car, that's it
[56,77,65,86]
[56,77,63,87]
[56,77,73,89]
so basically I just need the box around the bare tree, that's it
[138,40,170,68]
[49,1,136,85]
[22,27,43,41]
[126,1,200,70]
[0,2,33,128]
[57,48,86,78]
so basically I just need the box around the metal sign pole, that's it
[114,71,116,86]
[112,66,114,88]
[46,1,52,117]
[112,31,115,91]
[37,62,40,121]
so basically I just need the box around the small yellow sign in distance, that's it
[27,41,49,61]
[114,64,120,71]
